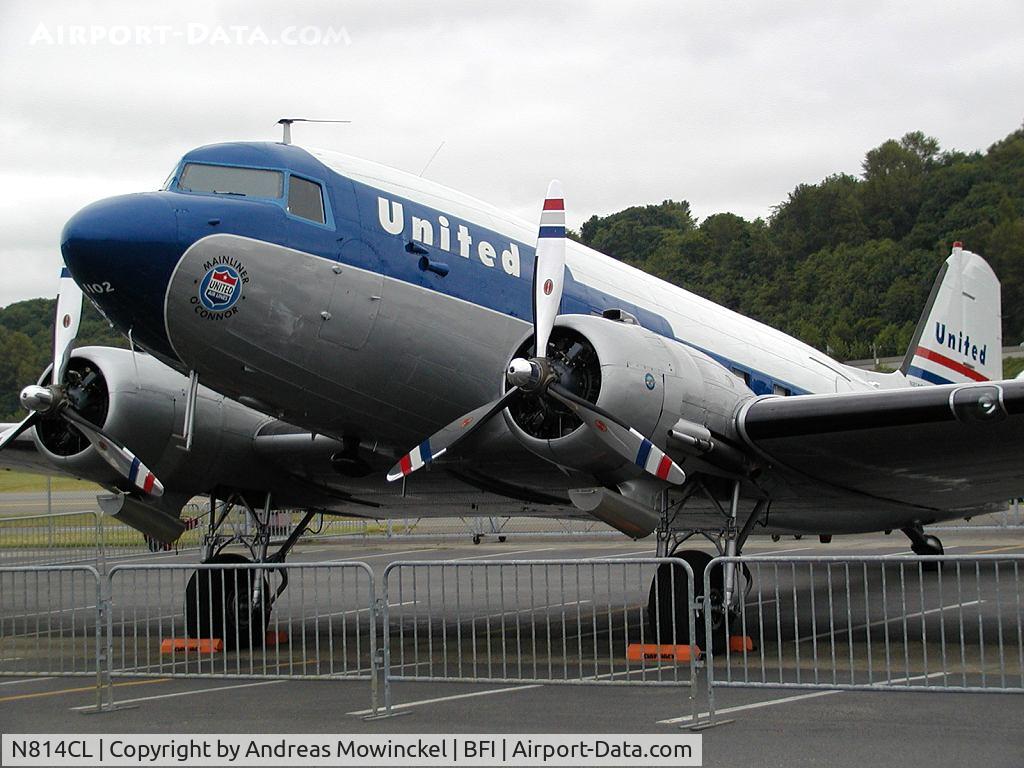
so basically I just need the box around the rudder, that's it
[900,243,1002,385]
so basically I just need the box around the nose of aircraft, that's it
[61,192,182,359]
[62,192,178,262]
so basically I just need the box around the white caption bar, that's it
[1,734,701,766]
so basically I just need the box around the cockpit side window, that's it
[178,163,284,199]
[161,166,178,191]
[287,176,326,224]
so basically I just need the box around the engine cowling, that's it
[30,346,280,538]
[502,314,752,483]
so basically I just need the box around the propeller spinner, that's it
[0,268,164,496]
[387,182,684,486]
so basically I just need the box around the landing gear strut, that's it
[184,492,318,647]
[647,480,768,653]
[902,524,943,571]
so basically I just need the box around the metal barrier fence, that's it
[106,562,377,689]
[0,507,617,571]
[0,507,208,567]
[301,514,616,542]
[703,555,1024,720]
[2,555,1022,722]
[0,565,107,709]
[0,511,105,567]
[930,500,1024,531]
[380,558,700,721]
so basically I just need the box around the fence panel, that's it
[0,565,102,682]
[106,562,377,684]
[704,555,1024,701]
[0,511,105,566]
[382,558,699,720]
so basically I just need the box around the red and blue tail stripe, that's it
[911,346,987,383]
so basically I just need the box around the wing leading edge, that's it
[736,380,1024,515]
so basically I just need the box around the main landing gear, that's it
[183,492,317,649]
[646,479,767,653]
[902,524,944,571]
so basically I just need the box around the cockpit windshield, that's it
[177,163,284,199]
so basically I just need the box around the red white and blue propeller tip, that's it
[387,439,446,482]
[538,180,565,238]
[127,454,163,496]
[633,433,685,484]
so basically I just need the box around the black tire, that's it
[912,534,944,571]
[184,553,271,651]
[647,550,727,652]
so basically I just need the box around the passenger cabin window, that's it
[772,383,791,396]
[178,163,283,199]
[288,176,326,224]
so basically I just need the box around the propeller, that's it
[387,182,685,486]
[0,268,164,496]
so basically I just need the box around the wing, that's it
[735,380,1024,516]
[251,421,580,518]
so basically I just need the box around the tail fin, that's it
[901,243,1002,385]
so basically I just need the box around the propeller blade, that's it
[0,412,41,451]
[533,179,566,357]
[547,383,685,485]
[387,387,523,482]
[62,409,164,496]
[53,267,83,385]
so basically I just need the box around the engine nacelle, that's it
[502,314,753,483]
[31,346,279,539]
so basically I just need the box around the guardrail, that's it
[1,554,1021,721]
[0,565,106,711]
[106,562,377,685]
[0,507,208,567]
[380,558,700,722]
[929,501,1024,531]
[702,555,1024,721]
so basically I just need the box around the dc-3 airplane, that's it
[1,129,1021,646]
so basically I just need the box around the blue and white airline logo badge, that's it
[644,373,656,390]
[191,257,249,320]
[200,266,241,310]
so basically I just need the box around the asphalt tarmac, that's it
[2,530,1023,767]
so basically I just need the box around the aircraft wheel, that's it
[647,550,726,652]
[184,553,271,650]
[911,533,944,571]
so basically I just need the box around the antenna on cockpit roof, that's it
[277,118,352,145]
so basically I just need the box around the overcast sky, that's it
[1,0,1021,307]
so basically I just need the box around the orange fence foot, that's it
[729,635,755,652]
[160,638,223,654]
[626,643,700,662]
[265,631,289,647]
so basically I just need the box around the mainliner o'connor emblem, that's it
[191,258,249,319]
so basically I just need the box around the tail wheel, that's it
[647,550,727,652]
[184,553,271,651]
